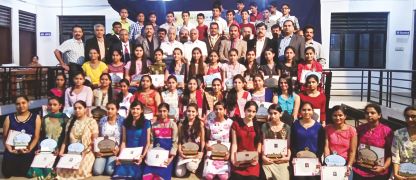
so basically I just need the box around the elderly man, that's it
[248,23,274,65]
[241,26,254,41]
[85,24,111,63]
[277,20,305,62]
[219,24,247,62]
[110,29,134,63]
[179,28,190,44]
[54,25,84,84]
[183,28,208,62]
[136,23,159,60]
[160,27,184,64]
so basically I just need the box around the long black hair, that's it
[225,74,246,112]
[182,77,200,105]
[189,47,205,78]
[65,100,87,145]
[277,76,294,97]
[123,100,146,129]
[116,79,130,104]
[181,103,202,143]
[129,44,149,76]
[136,74,156,93]
[100,73,113,101]
[70,71,86,96]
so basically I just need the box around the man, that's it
[211,4,227,36]
[304,25,323,60]
[136,23,159,60]
[262,8,277,39]
[179,28,190,44]
[110,29,134,63]
[277,20,305,62]
[179,11,196,34]
[249,2,263,22]
[271,24,282,41]
[160,11,178,34]
[278,3,300,30]
[160,27,184,62]
[219,24,247,62]
[130,11,145,40]
[204,22,223,55]
[196,13,208,41]
[54,25,84,84]
[239,10,255,36]
[85,24,111,64]
[119,8,131,32]
[234,0,245,24]
[268,1,282,22]
[183,28,208,62]
[148,11,159,32]
[241,26,254,41]
[157,28,167,46]
[248,23,274,65]
[225,10,240,39]
[106,22,122,43]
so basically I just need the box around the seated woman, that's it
[181,77,205,119]
[48,73,66,103]
[2,96,41,178]
[279,46,298,80]
[124,45,151,87]
[175,103,205,177]
[131,75,162,121]
[221,49,247,89]
[116,79,133,118]
[297,47,322,87]
[143,103,179,180]
[203,78,225,115]
[352,104,392,180]
[392,106,416,180]
[299,73,327,126]
[230,101,262,179]
[64,71,93,107]
[82,48,108,88]
[161,75,182,121]
[226,75,252,118]
[259,48,280,77]
[188,47,207,79]
[277,76,300,121]
[27,97,67,179]
[250,74,277,103]
[206,50,223,77]
[57,100,99,179]
[93,101,125,176]
[112,101,151,179]
[165,48,187,89]
[108,50,125,93]
[149,49,167,75]
[243,49,260,90]
[93,73,113,107]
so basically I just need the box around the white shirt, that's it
[57,38,85,65]
[255,37,266,64]
[121,41,131,54]
[183,40,208,63]
[269,11,283,22]
[160,40,184,59]
[211,17,227,35]
[306,40,323,59]
[179,22,196,33]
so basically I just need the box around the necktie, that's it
[124,44,130,62]
[231,39,236,49]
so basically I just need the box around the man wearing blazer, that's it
[109,29,135,63]
[136,23,159,60]
[204,22,223,55]
[247,22,274,65]
[219,24,247,62]
[276,19,305,63]
[85,24,111,64]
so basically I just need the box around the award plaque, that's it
[399,162,416,177]
[174,75,185,84]
[321,166,347,180]
[40,138,58,152]
[324,152,346,166]
[357,144,384,169]
[210,141,230,160]
[150,75,165,87]
[236,151,258,164]
[90,106,107,121]
[312,109,320,122]
[264,76,279,88]
[182,142,199,156]
[109,73,123,84]
[67,142,85,154]
[145,146,170,167]
[263,139,288,159]
[56,154,82,169]
[118,147,143,161]
[203,73,221,88]
[296,147,317,158]
[95,136,117,156]
[293,158,321,176]
[8,129,32,150]
[255,102,272,122]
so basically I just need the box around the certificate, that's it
[31,153,57,168]
[357,144,385,168]
[109,73,124,84]
[313,109,320,122]
[203,73,221,87]
[145,147,170,167]
[150,75,165,87]
[320,166,347,180]
[300,70,312,84]
[118,147,143,161]
[293,158,321,176]
[263,139,288,158]
[174,75,185,84]
[56,154,82,169]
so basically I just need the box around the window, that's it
[0,5,12,65]
[59,16,105,44]
[330,13,388,68]
[19,10,36,66]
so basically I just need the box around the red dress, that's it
[299,92,327,122]
[132,90,158,116]
[231,118,260,177]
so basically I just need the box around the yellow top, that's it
[82,61,108,85]
[120,19,131,33]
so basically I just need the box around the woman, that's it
[230,101,261,180]
[149,49,166,75]
[64,71,93,107]
[116,79,133,118]
[161,75,182,121]
[132,75,162,120]
[27,97,67,179]
[226,74,252,118]
[259,48,280,77]
[204,102,233,180]
[297,47,323,85]
[290,102,325,180]
[206,50,223,77]
[93,73,113,107]
[203,78,225,115]
[277,76,300,120]
[279,46,298,79]
[352,103,392,180]
[125,45,151,86]
[299,74,327,126]
[181,77,205,118]
[251,74,277,103]
[112,101,151,179]
[221,49,247,87]
[48,73,66,101]
[28,55,41,67]
[392,106,416,180]
[93,101,125,176]
[261,104,291,180]
[188,47,207,79]
[82,48,108,87]
[57,100,99,179]
[2,96,41,178]
[143,103,179,180]
[165,48,187,88]
[243,49,260,78]
[175,103,205,177]
[324,105,357,179]
[108,49,125,74]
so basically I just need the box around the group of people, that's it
[2,1,415,180]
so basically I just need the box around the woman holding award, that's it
[392,106,416,180]
[56,100,99,179]
[230,101,262,180]
[261,104,291,180]
[2,95,41,178]
[112,100,151,179]
[250,74,277,103]
[352,103,392,180]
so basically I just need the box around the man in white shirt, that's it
[261,9,277,39]
[268,2,282,22]
[211,4,227,36]
[160,27,184,63]
[278,3,300,30]
[179,11,196,34]
[179,28,190,44]
[160,11,178,35]
[183,28,208,62]
[304,25,324,63]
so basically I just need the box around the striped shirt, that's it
[129,22,144,40]
[57,38,85,65]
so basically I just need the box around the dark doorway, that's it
[413,11,416,103]
[18,10,36,66]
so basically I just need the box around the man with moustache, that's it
[136,23,159,60]
[219,24,247,62]
[110,29,134,63]
[304,25,323,60]
[85,24,111,64]
[248,23,274,65]
[276,20,305,62]
[204,22,223,55]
